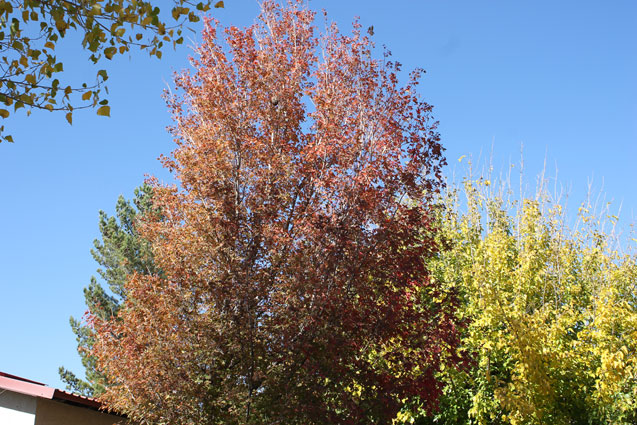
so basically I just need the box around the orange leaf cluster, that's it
[92,2,460,424]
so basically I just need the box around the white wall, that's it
[0,390,36,425]
[0,389,127,425]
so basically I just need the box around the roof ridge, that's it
[0,371,45,386]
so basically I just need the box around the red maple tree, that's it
[92,2,460,424]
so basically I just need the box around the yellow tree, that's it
[410,165,637,424]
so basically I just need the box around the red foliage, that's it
[92,2,459,424]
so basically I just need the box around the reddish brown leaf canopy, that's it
[92,2,459,424]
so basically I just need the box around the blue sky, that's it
[1,0,635,389]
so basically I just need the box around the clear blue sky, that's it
[1,0,635,389]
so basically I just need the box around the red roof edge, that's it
[0,372,103,410]
[52,389,103,409]
[0,371,45,386]
[0,374,55,399]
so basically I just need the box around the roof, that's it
[0,371,102,410]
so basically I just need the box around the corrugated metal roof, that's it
[0,371,102,410]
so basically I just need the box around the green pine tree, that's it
[59,184,157,397]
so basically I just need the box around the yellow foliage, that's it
[418,171,637,424]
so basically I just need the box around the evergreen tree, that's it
[59,184,156,397]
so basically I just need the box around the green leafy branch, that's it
[0,0,225,142]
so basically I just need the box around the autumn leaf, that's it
[96,105,110,116]
[103,47,117,60]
